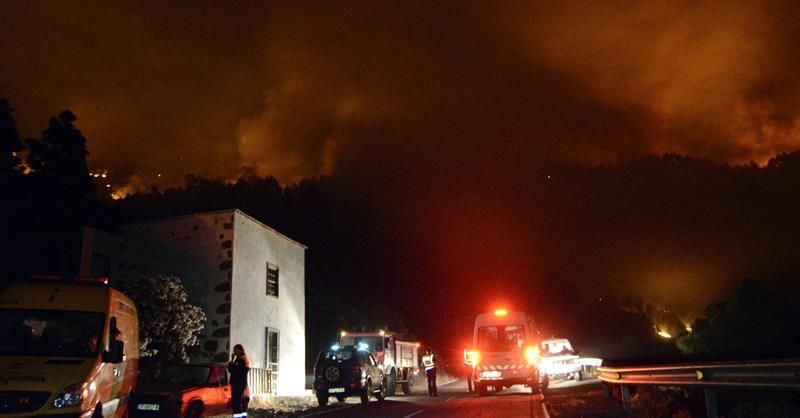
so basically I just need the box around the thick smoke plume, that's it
[2,0,800,319]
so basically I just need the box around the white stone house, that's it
[80,209,306,396]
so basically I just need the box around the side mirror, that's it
[103,340,124,364]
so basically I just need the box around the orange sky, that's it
[1,1,798,189]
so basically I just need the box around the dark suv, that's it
[313,345,386,406]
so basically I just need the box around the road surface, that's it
[294,379,549,418]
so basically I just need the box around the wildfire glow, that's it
[656,329,672,339]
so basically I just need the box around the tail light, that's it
[525,346,540,364]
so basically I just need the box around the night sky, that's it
[3,1,800,329]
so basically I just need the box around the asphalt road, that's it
[294,379,548,418]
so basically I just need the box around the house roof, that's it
[123,208,307,249]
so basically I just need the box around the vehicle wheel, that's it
[401,376,413,395]
[336,395,347,403]
[530,380,541,394]
[386,370,397,396]
[540,374,550,391]
[477,382,488,396]
[184,402,203,418]
[375,380,386,401]
[576,371,583,381]
[360,381,371,405]
[316,394,329,407]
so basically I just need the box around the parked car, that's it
[313,345,386,406]
[538,338,602,389]
[130,364,231,418]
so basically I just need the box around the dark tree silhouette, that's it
[1,109,98,283]
[677,280,799,359]
[0,98,24,176]
[26,110,91,193]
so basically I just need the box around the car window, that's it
[340,336,383,352]
[209,367,222,386]
[319,349,353,362]
[0,309,105,358]
[477,325,526,352]
[155,366,210,385]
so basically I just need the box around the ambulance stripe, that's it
[479,364,534,371]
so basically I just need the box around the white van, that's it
[0,278,139,417]
[470,309,542,395]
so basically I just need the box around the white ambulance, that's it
[0,277,139,417]
[469,309,542,395]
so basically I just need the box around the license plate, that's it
[137,403,160,411]
[328,387,345,393]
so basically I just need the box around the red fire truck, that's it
[340,330,420,396]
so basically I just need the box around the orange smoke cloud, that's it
[511,1,800,163]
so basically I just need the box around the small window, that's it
[266,263,279,297]
[266,328,279,380]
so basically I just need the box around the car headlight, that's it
[51,383,84,409]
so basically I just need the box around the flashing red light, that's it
[494,308,508,316]
[525,346,540,364]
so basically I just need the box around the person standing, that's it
[228,344,250,418]
[422,348,438,396]
[463,349,474,393]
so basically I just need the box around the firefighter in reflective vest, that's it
[463,349,474,393]
[422,348,438,396]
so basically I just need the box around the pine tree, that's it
[0,98,24,176]
[26,110,92,193]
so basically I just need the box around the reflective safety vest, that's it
[422,354,435,371]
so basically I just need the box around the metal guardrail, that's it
[598,359,800,418]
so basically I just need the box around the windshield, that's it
[318,349,354,362]
[340,336,383,352]
[154,366,210,386]
[0,309,105,358]
[477,325,526,352]
[542,341,574,356]
[317,349,355,364]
